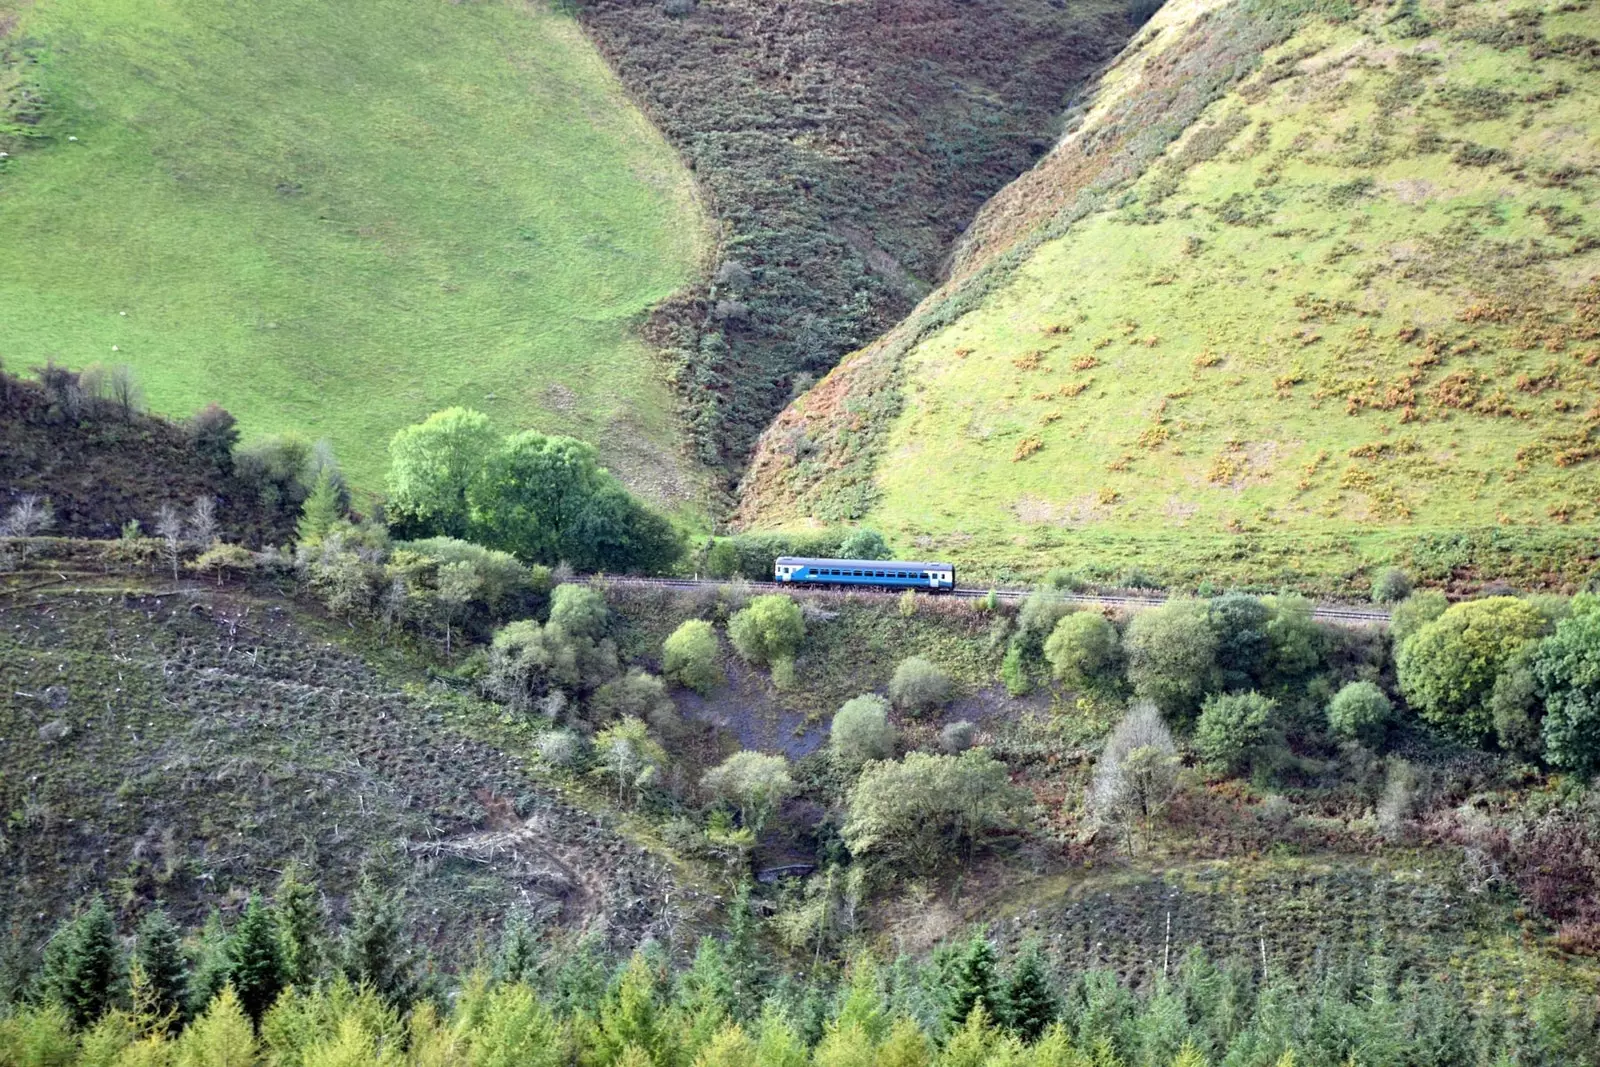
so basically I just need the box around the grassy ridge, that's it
[740,0,1600,591]
[0,0,707,501]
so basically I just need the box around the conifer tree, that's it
[134,907,188,1029]
[1002,943,1058,1041]
[174,985,257,1063]
[341,875,417,1007]
[42,896,126,1028]
[942,935,1003,1035]
[875,1016,932,1067]
[227,895,286,1024]
[274,864,326,990]
[297,468,343,546]
[495,910,540,987]
[187,910,233,1019]
[595,954,668,1067]
[676,938,735,1057]
[723,883,766,1021]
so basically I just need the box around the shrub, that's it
[1371,567,1413,604]
[235,434,314,513]
[770,657,798,692]
[1195,691,1281,777]
[939,721,977,754]
[1088,702,1180,851]
[1390,591,1448,649]
[1489,646,1542,759]
[591,669,676,731]
[1015,591,1073,658]
[701,751,795,834]
[537,729,586,769]
[1263,593,1322,684]
[1396,597,1546,743]
[188,403,240,473]
[401,537,548,619]
[728,595,804,666]
[1207,592,1271,691]
[1534,605,1600,774]
[842,750,1023,872]
[663,619,722,694]
[1327,681,1393,745]
[486,619,617,714]
[1123,599,1219,720]
[830,695,896,771]
[839,528,891,560]
[1000,645,1033,697]
[549,583,610,640]
[888,657,951,716]
[1043,612,1119,689]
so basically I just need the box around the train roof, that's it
[775,556,954,570]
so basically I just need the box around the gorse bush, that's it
[1371,567,1413,604]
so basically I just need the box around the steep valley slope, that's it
[738,0,1600,592]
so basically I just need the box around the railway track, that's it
[595,576,1390,626]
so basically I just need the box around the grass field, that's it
[0,0,708,503]
[743,0,1600,591]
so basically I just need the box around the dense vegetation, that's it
[738,0,1600,590]
[0,0,707,499]
[575,0,1153,480]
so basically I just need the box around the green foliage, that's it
[134,908,188,1029]
[592,670,676,731]
[1263,593,1323,684]
[728,596,805,667]
[701,751,795,835]
[1002,944,1058,1042]
[1015,593,1073,660]
[1326,681,1393,746]
[296,468,344,548]
[468,431,682,574]
[838,529,891,561]
[1390,591,1449,649]
[1043,612,1119,690]
[943,935,1003,1034]
[42,898,125,1029]
[386,408,499,538]
[549,584,610,641]
[593,717,667,808]
[1208,593,1271,691]
[486,618,619,716]
[1123,600,1219,720]
[1195,691,1281,777]
[274,864,326,992]
[664,619,723,695]
[1534,606,1600,774]
[887,657,952,716]
[175,986,256,1066]
[496,912,541,988]
[830,696,897,773]
[228,895,286,1024]
[340,876,417,1008]
[1371,568,1413,604]
[843,750,1023,872]
[999,645,1033,697]
[1397,597,1547,743]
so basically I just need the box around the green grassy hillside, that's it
[0,0,707,502]
[738,0,1600,592]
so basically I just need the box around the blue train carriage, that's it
[773,556,956,591]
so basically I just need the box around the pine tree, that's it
[274,864,326,989]
[942,935,1002,1035]
[595,954,667,1067]
[227,895,286,1024]
[723,882,766,1021]
[42,896,126,1028]
[296,469,343,547]
[174,985,257,1064]
[187,910,233,1020]
[676,938,734,1057]
[134,907,188,1030]
[495,910,540,987]
[342,875,417,1007]
[1003,943,1058,1041]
